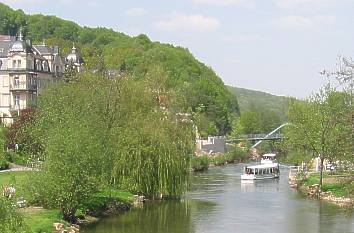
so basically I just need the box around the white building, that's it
[0,32,83,124]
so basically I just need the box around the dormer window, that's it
[17,60,21,68]
[12,60,16,68]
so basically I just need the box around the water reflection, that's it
[83,164,354,233]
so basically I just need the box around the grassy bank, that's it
[0,171,134,232]
[302,172,353,198]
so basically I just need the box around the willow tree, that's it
[287,86,351,189]
[29,71,194,222]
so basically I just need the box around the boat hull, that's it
[241,174,279,180]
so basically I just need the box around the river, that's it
[83,164,354,233]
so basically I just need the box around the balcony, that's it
[8,68,36,74]
[10,104,27,111]
[10,82,37,92]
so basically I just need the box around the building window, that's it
[43,61,48,72]
[12,60,16,68]
[1,94,9,106]
[17,60,21,68]
[36,60,41,71]
[14,95,20,107]
[14,76,20,87]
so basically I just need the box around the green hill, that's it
[0,3,239,136]
[227,86,291,121]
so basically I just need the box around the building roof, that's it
[33,45,52,55]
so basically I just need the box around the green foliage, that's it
[227,86,290,122]
[26,73,194,221]
[210,148,248,166]
[303,173,353,197]
[190,156,209,171]
[224,147,248,162]
[0,127,8,170]
[78,189,133,216]
[304,176,319,186]
[0,197,29,233]
[280,151,312,166]
[0,2,239,136]
[286,86,353,188]
[211,155,228,166]
[0,156,8,170]
[23,209,63,233]
[238,111,262,134]
[322,183,348,197]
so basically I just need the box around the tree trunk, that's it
[319,156,324,192]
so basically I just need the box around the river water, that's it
[83,164,354,233]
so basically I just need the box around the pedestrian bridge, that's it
[226,123,290,148]
[227,133,285,142]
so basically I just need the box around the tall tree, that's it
[286,86,351,189]
[29,72,194,222]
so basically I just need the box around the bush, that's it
[77,189,133,217]
[4,151,28,166]
[304,175,319,186]
[0,155,9,170]
[211,155,227,166]
[224,148,248,163]
[191,156,209,171]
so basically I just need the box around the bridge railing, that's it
[229,133,285,141]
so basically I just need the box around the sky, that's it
[2,0,354,98]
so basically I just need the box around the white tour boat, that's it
[241,163,280,180]
[260,153,277,164]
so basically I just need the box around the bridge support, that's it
[251,123,289,148]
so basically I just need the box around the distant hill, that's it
[227,86,291,121]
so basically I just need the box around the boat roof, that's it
[246,163,279,169]
[262,153,276,157]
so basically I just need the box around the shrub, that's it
[0,154,9,170]
[191,156,209,171]
[224,148,248,163]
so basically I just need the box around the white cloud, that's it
[275,0,346,10]
[273,15,335,30]
[223,34,262,44]
[125,8,147,17]
[155,13,220,32]
[192,0,256,8]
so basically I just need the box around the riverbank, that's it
[296,172,354,208]
[191,148,249,172]
[0,170,135,232]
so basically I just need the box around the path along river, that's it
[83,164,354,233]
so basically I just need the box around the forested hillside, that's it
[227,86,290,121]
[0,3,239,136]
